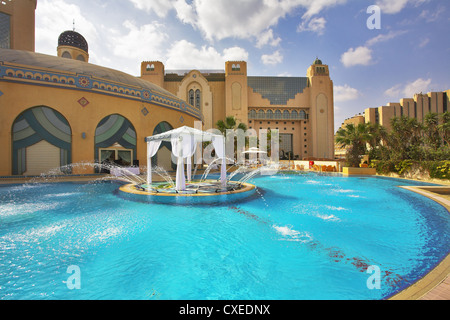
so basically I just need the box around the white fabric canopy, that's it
[212,135,226,187]
[146,126,225,191]
[146,140,162,186]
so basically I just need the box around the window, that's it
[232,64,241,71]
[275,110,282,120]
[0,12,10,49]
[146,64,155,71]
[266,110,274,119]
[299,110,307,120]
[258,110,265,120]
[100,148,133,167]
[189,89,194,106]
[195,89,201,109]
[283,110,290,120]
[61,51,72,59]
[249,110,256,119]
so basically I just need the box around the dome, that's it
[313,57,323,65]
[58,30,88,53]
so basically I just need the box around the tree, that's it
[424,113,441,151]
[216,116,247,134]
[438,111,450,146]
[388,116,423,160]
[335,123,372,167]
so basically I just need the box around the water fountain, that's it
[117,126,264,204]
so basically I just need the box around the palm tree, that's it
[388,116,423,160]
[216,116,247,134]
[424,113,440,150]
[335,123,372,167]
[438,111,450,146]
[215,116,248,163]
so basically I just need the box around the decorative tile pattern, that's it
[78,97,89,107]
[0,62,203,120]
[141,107,149,116]
[180,116,184,123]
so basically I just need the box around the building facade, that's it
[0,2,335,177]
[364,90,449,131]
[141,58,335,160]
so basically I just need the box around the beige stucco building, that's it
[364,90,449,131]
[0,1,335,177]
[141,58,335,161]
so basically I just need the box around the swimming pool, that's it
[0,173,448,300]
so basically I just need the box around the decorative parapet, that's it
[0,61,202,120]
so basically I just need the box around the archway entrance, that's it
[94,114,137,172]
[12,106,72,175]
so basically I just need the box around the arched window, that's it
[266,110,274,119]
[258,110,265,120]
[195,89,201,109]
[12,106,72,175]
[291,110,298,120]
[146,64,155,71]
[61,51,71,59]
[283,110,290,120]
[189,89,195,106]
[249,110,256,119]
[299,110,307,120]
[275,110,282,120]
[76,55,85,62]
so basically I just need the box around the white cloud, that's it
[340,46,373,67]
[35,0,98,56]
[418,37,430,48]
[340,30,406,68]
[375,0,427,15]
[403,78,432,97]
[385,78,432,98]
[334,85,360,102]
[261,50,283,65]
[256,29,282,48]
[365,30,407,47]
[128,0,176,18]
[297,17,327,35]
[165,40,248,69]
[108,20,168,61]
[127,0,348,45]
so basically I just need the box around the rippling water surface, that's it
[0,173,448,300]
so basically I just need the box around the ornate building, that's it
[141,58,335,160]
[0,1,335,177]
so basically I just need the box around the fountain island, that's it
[118,126,270,204]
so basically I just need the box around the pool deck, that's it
[0,171,449,300]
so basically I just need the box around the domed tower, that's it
[57,30,89,62]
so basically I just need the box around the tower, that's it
[307,58,335,159]
[0,0,37,51]
[140,61,165,89]
[57,30,89,62]
[225,61,248,125]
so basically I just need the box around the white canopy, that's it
[146,126,221,143]
[242,147,267,154]
[146,126,226,192]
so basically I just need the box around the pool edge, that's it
[389,186,450,300]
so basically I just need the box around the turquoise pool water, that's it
[0,173,448,300]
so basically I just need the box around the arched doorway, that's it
[95,114,137,172]
[152,121,175,171]
[12,106,72,175]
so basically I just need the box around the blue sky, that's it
[34,0,450,132]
